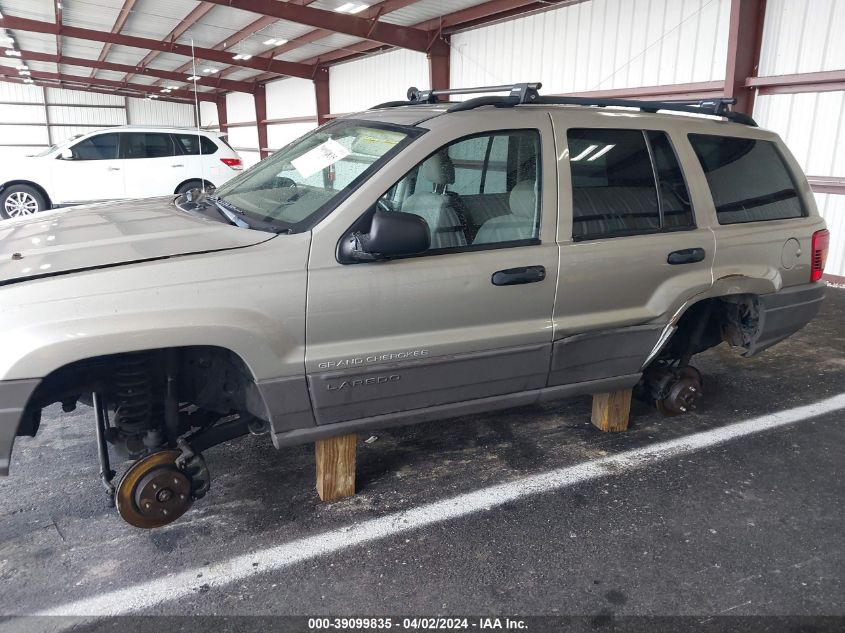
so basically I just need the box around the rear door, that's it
[547,115,715,385]
[120,132,186,198]
[305,112,559,426]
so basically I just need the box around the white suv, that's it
[0,126,243,219]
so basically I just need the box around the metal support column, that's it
[725,0,767,115]
[314,66,330,126]
[254,84,269,160]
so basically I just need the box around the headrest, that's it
[421,151,455,186]
[509,180,537,218]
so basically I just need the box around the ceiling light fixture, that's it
[335,2,368,13]
[202,67,218,74]
[187,74,200,81]
[18,69,30,76]
[5,49,22,57]
[232,53,252,61]
[263,38,288,46]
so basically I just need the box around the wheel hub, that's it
[4,192,38,217]
[656,366,704,416]
[116,450,194,528]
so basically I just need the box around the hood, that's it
[0,197,275,286]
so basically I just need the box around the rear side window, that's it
[688,134,805,224]
[121,133,176,159]
[568,129,694,240]
[70,133,120,160]
[174,133,219,156]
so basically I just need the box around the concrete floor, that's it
[1,288,843,626]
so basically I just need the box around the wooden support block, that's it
[591,389,633,433]
[315,433,357,502]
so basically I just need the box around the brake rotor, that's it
[115,449,193,529]
[656,366,704,417]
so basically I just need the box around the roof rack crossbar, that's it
[370,83,757,126]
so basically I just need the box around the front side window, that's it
[121,133,176,159]
[213,120,421,232]
[69,133,120,161]
[568,128,695,241]
[688,134,805,224]
[378,130,541,251]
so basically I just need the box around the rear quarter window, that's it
[174,134,219,155]
[688,134,806,224]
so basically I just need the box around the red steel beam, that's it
[807,176,845,196]
[254,85,269,159]
[15,49,248,93]
[725,0,766,114]
[0,73,204,104]
[123,2,217,84]
[198,0,430,52]
[428,37,450,93]
[240,0,423,85]
[216,94,228,131]
[182,0,323,86]
[314,66,330,125]
[160,14,281,86]
[90,0,140,79]
[0,14,315,79]
[53,0,63,60]
[299,0,583,66]
[560,81,727,101]
[0,75,192,105]
[746,70,845,95]
[0,68,217,102]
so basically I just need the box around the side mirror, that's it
[59,148,74,160]
[340,209,430,263]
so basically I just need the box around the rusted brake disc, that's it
[115,449,193,529]
[656,366,704,416]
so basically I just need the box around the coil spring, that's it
[113,354,153,433]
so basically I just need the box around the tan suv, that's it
[0,84,829,527]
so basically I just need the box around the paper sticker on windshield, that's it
[291,139,351,179]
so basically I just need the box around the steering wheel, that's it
[376,198,395,213]
[275,176,298,189]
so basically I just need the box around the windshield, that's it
[213,120,421,232]
[33,133,86,157]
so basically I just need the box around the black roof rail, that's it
[371,82,757,126]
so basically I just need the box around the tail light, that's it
[220,157,243,170]
[810,229,829,282]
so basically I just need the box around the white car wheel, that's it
[4,191,40,217]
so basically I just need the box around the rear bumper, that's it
[0,379,40,476]
[745,282,826,356]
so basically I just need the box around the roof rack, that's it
[371,82,757,126]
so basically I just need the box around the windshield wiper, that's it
[207,195,251,229]
[208,194,295,234]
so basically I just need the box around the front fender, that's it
[0,235,309,382]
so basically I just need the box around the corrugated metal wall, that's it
[758,0,845,75]
[0,83,196,163]
[754,0,845,277]
[266,78,318,154]
[224,91,262,168]
[450,0,731,93]
[329,48,429,114]
[126,98,195,127]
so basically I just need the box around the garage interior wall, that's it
[450,0,731,92]
[753,0,845,278]
[0,83,196,163]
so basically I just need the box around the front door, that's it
[305,113,559,426]
[52,132,124,203]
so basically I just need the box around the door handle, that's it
[171,164,185,168]
[667,248,706,265]
[107,167,121,171]
[492,265,546,286]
